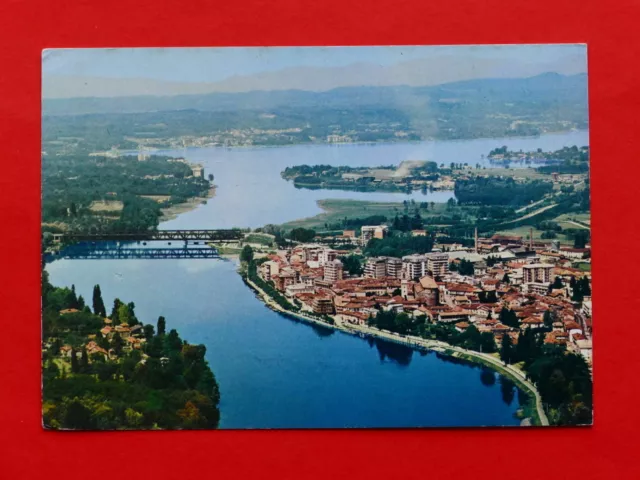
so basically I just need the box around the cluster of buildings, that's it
[54,309,148,362]
[255,226,593,364]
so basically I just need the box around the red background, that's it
[1,0,638,478]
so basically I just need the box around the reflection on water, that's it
[373,338,414,366]
[500,376,516,406]
[480,367,497,387]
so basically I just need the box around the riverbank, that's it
[280,198,452,231]
[160,186,216,223]
[242,273,548,426]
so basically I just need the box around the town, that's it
[250,225,592,367]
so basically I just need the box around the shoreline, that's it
[145,127,587,153]
[159,185,216,224]
[242,273,548,426]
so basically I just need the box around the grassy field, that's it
[244,233,275,246]
[280,199,451,231]
[553,212,591,230]
[470,167,548,180]
[496,209,591,246]
[494,225,573,245]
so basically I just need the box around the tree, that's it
[92,285,106,317]
[340,255,363,276]
[500,333,514,364]
[208,173,214,182]
[573,230,590,249]
[70,348,79,373]
[165,329,183,352]
[157,316,166,336]
[551,276,564,290]
[240,245,254,263]
[112,332,124,356]
[499,307,519,328]
[117,303,132,325]
[289,227,316,243]
[110,298,123,323]
[127,302,139,326]
[143,324,155,340]
[458,259,474,276]
[480,332,497,353]
[502,273,510,284]
[80,347,90,374]
[77,295,85,309]
[543,310,554,328]
[63,398,93,429]
[125,408,144,427]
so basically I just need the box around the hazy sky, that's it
[42,45,587,98]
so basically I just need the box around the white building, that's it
[360,225,389,246]
[522,263,554,284]
[402,254,427,280]
[426,252,449,277]
[324,259,344,283]
[364,257,387,278]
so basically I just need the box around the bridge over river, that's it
[55,229,244,243]
[53,246,221,260]
[46,229,243,262]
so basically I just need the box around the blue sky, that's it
[43,44,586,83]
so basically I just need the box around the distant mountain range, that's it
[43,72,588,116]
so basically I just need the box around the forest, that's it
[42,154,211,233]
[41,271,221,430]
[454,177,554,206]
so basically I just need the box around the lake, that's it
[153,129,588,229]
[46,130,588,428]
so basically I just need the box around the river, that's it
[46,130,588,428]
[153,129,588,229]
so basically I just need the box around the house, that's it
[59,345,73,357]
[114,324,131,339]
[575,339,593,361]
[59,308,80,315]
[437,310,471,324]
[312,296,334,315]
[521,316,545,329]
[455,321,470,333]
[100,326,113,338]
[339,311,369,326]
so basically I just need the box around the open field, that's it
[472,167,549,180]
[494,225,572,245]
[88,200,124,212]
[140,194,171,203]
[553,212,591,229]
[280,199,450,231]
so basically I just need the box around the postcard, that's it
[41,45,592,429]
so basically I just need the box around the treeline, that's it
[42,154,211,233]
[42,271,220,430]
[364,231,435,258]
[455,176,554,206]
[367,311,497,354]
[245,259,299,312]
[499,327,592,425]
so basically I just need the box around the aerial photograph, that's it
[41,45,592,430]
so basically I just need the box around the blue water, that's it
[46,131,589,428]
[46,257,523,428]
[153,129,588,230]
